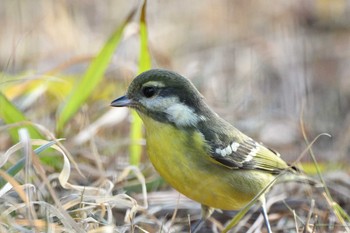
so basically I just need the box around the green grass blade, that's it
[138,0,152,72]
[300,106,350,232]
[0,140,59,188]
[0,92,43,141]
[129,0,151,166]
[56,8,137,133]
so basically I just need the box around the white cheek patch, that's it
[165,102,203,127]
[139,96,205,127]
[139,96,178,111]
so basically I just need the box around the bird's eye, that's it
[142,86,157,98]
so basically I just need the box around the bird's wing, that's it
[210,138,288,173]
[197,113,292,174]
[208,133,290,174]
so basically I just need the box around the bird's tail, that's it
[277,167,323,188]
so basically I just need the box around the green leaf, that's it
[129,0,151,166]
[56,8,137,133]
[0,92,43,141]
[138,0,152,73]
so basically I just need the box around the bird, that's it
[111,69,300,232]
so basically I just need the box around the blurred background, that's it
[1,0,350,232]
[1,0,350,163]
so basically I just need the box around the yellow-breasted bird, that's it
[111,69,300,232]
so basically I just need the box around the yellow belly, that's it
[138,113,274,210]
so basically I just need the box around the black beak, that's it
[110,95,132,107]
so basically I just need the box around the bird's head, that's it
[111,69,209,128]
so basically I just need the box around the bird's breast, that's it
[137,112,273,210]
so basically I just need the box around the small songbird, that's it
[111,69,299,232]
